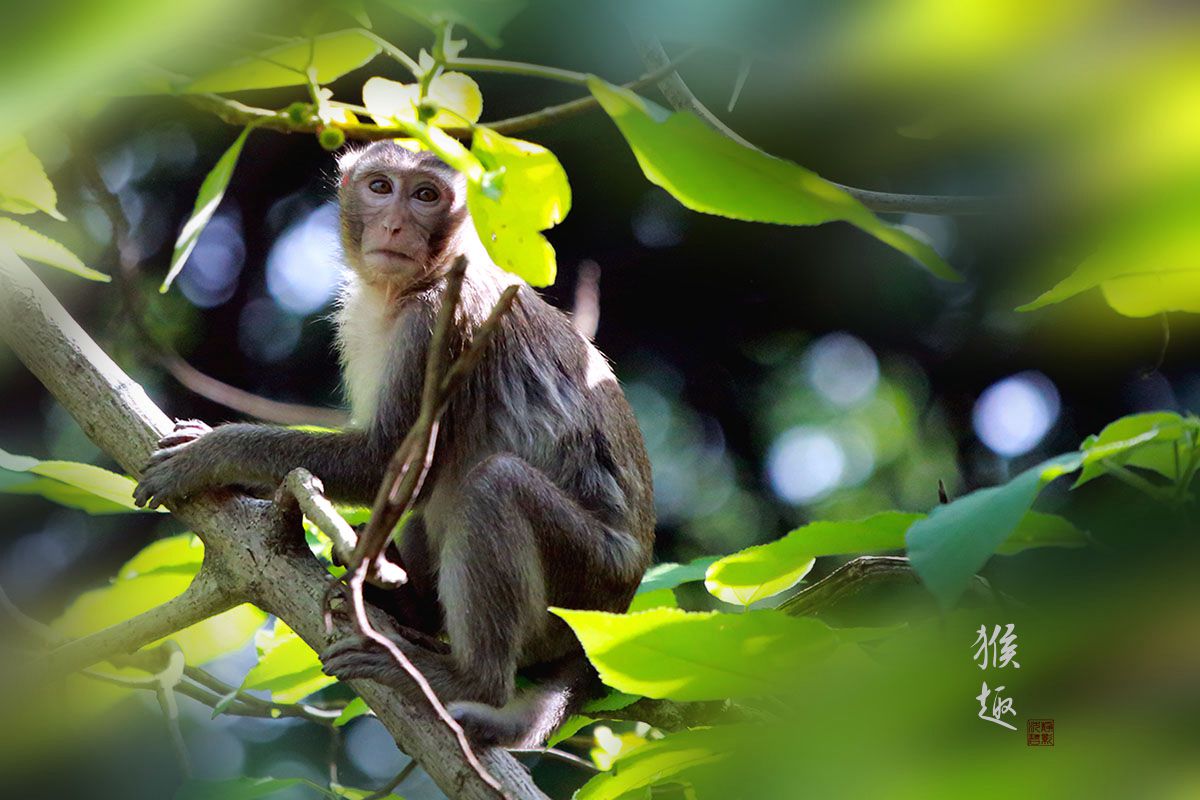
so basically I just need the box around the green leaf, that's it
[467,126,570,286]
[176,777,310,800]
[587,78,958,281]
[55,535,265,665]
[243,619,335,704]
[0,447,148,512]
[0,138,64,219]
[583,689,641,713]
[552,607,836,701]
[575,727,733,800]
[382,0,525,48]
[637,556,719,594]
[1018,196,1200,316]
[186,30,381,93]
[1074,412,1195,487]
[906,452,1083,607]
[0,219,108,281]
[334,696,371,727]
[705,512,923,606]
[627,587,678,612]
[996,511,1088,555]
[164,127,252,292]
[363,72,483,126]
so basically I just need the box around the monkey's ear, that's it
[337,146,368,184]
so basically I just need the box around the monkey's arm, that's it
[134,420,391,508]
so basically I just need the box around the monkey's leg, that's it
[436,453,644,706]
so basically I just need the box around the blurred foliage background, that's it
[1,1,1198,798]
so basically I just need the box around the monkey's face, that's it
[338,144,468,286]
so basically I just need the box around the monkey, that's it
[133,141,656,748]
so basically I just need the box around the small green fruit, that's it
[318,126,346,151]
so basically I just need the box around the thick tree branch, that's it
[631,35,996,216]
[0,248,547,800]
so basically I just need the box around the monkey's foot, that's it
[320,635,414,689]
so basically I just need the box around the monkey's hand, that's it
[134,419,221,509]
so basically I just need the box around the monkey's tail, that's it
[448,656,599,749]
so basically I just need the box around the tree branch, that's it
[38,569,237,678]
[0,247,548,800]
[630,35,996,216]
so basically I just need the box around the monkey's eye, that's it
[367,178,392,195]
[412,186,440,203]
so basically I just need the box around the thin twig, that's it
[510,747,600,773]
[363,760,419,800]
[184,47,699,141]
[278,468,406,588]
[630,35,996,216]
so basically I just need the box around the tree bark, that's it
[0,247,547,800]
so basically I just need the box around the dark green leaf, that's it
[164,127,252,292]
[906,453,1083,607]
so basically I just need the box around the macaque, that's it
[134,141,655,747]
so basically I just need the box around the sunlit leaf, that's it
[587,78,958,281]
[627,588,677,612]
[362,72,483,126]
[706,512,922,606]
[553,607,836,701]
[637,556,719,594]
[0,138,64,219]
[1019,196,1200,316]
[381,0,525,47]
[0,219,107,282]
[0,447,148,512]
[55,535,265,665]
[334,697,371,727]
[575,726,735,800]
[467,126,570,286]
[164,127,252,292]
[1074,411,1195,487]
[242,619,335,704]
[186,30,381,93]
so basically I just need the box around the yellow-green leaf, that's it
[0,138,64,219]
[552,607,836,701]
[0,219,107,281]
[243,619,335,704]
[705,512,922,606]
[186,30,381,93]
[362,72,483,127]
[0,447,149,512]
[576,726,735,800]
[467,126,570,286]
[1019,196,1200,317]
[164,127,251,292]
[587,78,958,281]
[55,535,265,665]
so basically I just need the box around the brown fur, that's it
[135,142,655,747]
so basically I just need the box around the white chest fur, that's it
[334,277,397,426]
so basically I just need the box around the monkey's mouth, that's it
[367,248,414,261]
